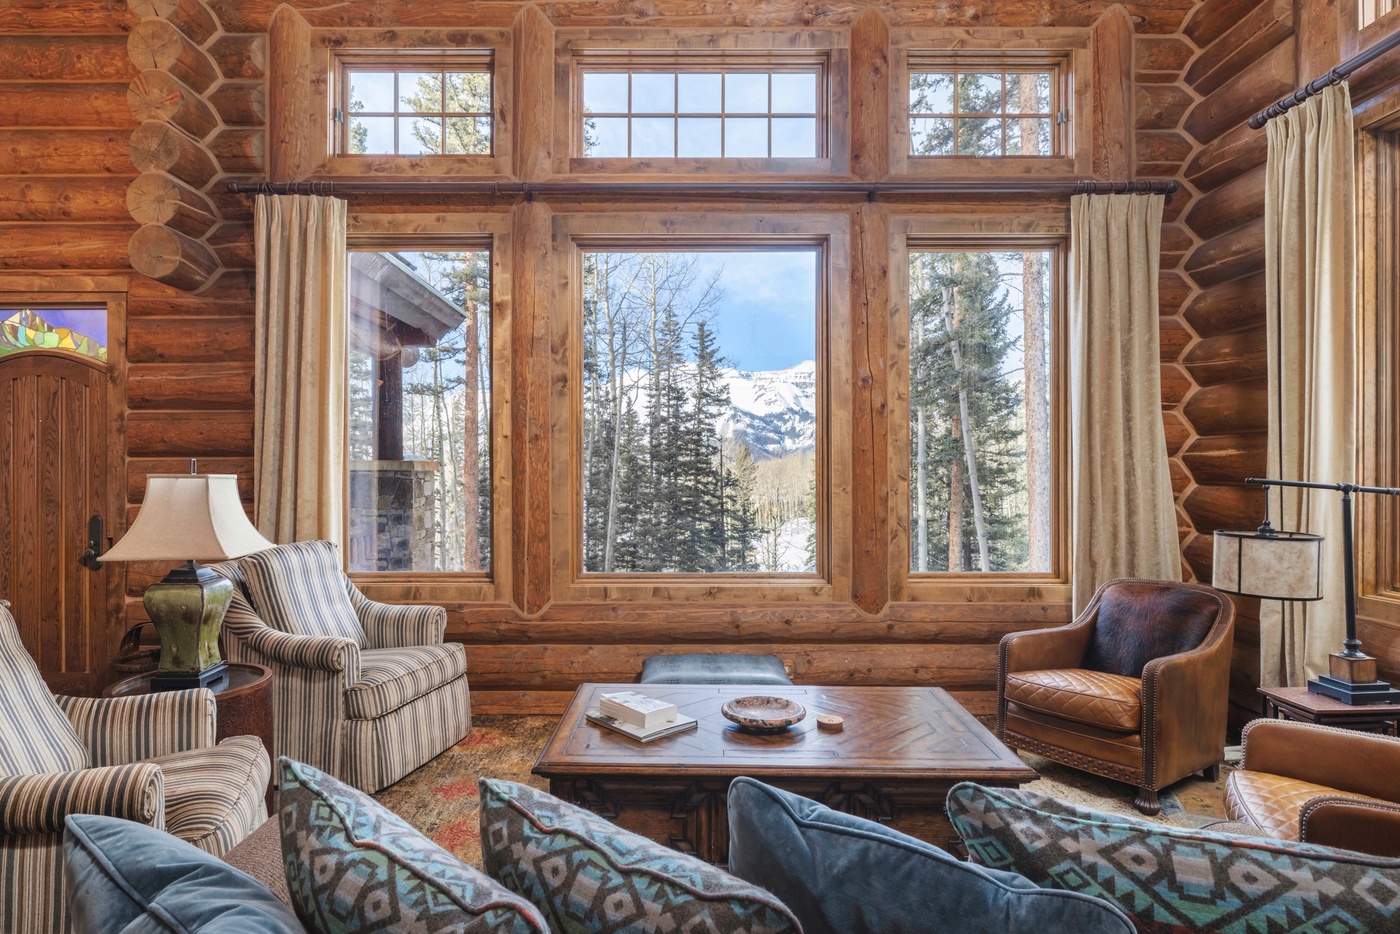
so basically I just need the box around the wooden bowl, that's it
[721,695,807,733]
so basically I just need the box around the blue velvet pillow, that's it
[727,777,1136,934]
[279,758,548,934]
[479,778,802,934]
[63,813,305,934]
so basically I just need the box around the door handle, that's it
[79,514,104,571]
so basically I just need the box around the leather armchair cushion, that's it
[1004,669,1142,732]
[1225,769,1386,842]
[1081,582,1222,677]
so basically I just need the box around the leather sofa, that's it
[1226,718,1400,857]
[997,578,1235,814]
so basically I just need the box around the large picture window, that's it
[908,247,1054,573]
[347,248,491,573]
[579,248,819,574]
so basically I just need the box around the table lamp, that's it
[1213,477,1400,705]
[98,464,273,691]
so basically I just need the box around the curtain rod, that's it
[1250,27,1400,128]
[226,178,1177,197]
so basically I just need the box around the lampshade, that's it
[1212,529,1324,601]
[99,474,273,563]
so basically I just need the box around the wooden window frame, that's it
[554,29,850,177]
[306,28,513,178]
[345,214,513,608]
[548,212,852,604]
[888,214,1071,604]
[336,53,495,158]
[891,28,1092,178]
[1357,112,1400,623]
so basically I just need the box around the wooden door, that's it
[0,350,115,694]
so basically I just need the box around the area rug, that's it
[374,714,1235,870]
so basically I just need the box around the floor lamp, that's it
[1213,477,1400,705]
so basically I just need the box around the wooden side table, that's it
[1257,685,1400,736]
[106,663,274,809]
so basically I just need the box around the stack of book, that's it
[587,691,697,743]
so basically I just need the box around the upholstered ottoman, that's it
[640,653,792,685]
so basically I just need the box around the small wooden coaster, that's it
[816,714,844,732]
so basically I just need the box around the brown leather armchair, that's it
[1227,719,1400,857]
[997,578,1235,814]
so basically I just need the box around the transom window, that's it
[909,64,1060,157]
[581,63,823,159]
[0,307,107,364]
[908,246,1056,573]
[341,56,492,156]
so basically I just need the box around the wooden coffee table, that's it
[534,683,1037,863]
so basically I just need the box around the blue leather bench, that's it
[640,653,793,685]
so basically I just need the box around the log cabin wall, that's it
[5,0,1399,717]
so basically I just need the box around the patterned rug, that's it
[374,715,1235,870]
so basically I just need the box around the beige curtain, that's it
[1069,193,1180,611]
[1261,83,1356,687]
[253,194,348,547]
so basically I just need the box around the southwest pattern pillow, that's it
[279,758,548,934]
[479,778,802,934]
[947,781,1400,934]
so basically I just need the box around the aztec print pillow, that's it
[479,778,802,934]
[279,758,548,934]
[947,781,1400,934]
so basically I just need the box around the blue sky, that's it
[679,250,818,372]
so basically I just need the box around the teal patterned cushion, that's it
[278,759,548,934]
[947,781,1400,934]
[479,778,802,934]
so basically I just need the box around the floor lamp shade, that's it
[98,474,273,689]
[1212,529,1324,601]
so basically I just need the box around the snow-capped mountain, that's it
[719,360,816,458]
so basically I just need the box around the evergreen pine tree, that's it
[909,251,1027,571]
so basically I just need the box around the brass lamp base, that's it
[1308,652,1400,705]
[143,560,233,694]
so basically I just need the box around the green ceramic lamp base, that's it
[143,560,233,693]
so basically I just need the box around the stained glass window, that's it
[0,307,107,363]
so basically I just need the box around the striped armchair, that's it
[210,541,471,794]
[0,602,269,934]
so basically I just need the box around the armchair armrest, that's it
[1300,797,1400,857]
[240,626,360,675]
[0,764,163,834]
[56,690,216,767]
[351,590,446,649]
[1241,720,1400,801]
[1140,612,1234,784]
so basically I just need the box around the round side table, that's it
[106,662,274,809]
